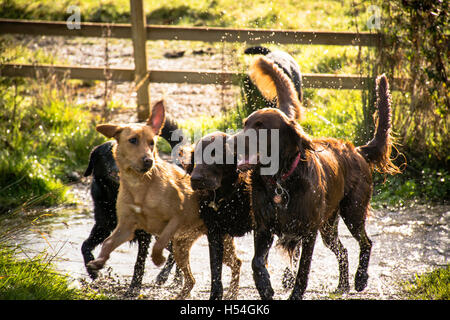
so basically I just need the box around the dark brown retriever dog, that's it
[181,132,251,299]
[236,56,400,299]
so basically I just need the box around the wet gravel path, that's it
[14,35,241,123]
[22,182,449,300]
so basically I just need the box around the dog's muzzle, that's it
[190,176,218,191]
[141,156,153,172]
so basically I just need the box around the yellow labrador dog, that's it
[87,100,241,299]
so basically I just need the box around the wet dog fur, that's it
[236,56,400,299]
[86,100,241,299]
[181,132,250,300]
[81,139,181,295]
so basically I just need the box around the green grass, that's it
[302,88,363,142]
[0,0,374,31]
[0,77,106,213]
[403,265,450,300]
[373,168,449,208]
[0,247,104,299]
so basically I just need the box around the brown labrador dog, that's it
[86,100,241,299]
[235,56,400,299]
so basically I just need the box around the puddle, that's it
[10,181,449,300]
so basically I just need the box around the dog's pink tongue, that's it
[237,157,249,167]
[237,154,258,169]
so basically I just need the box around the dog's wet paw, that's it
[224,289,239,300]
[87,259,105,271]
[355,271,369,292]
[151,252,166,267]
[87,268,99,280]
[125,287,140,298]
[174,291,190,300]
[334,283,350,295]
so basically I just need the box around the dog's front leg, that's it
[288,231,318,300]
[127,230,151,296]
[207,228,224,300]
[151,216,181,266]
[252,228,274,300]
[87,218,136,272]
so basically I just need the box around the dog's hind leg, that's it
[87,219,136,272]
[339,196,372,292]
[172,227,203,299]
[288,231,318,300]
[320,211,349,294]
[252,229,275,300]
[222,235,242,300]
[155,241,177,285]
[127,230,151,296]
[282,244,300,289]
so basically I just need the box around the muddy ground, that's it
[9,35,450,300]
[21,182,449,300]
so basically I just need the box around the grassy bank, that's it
[0,0,446,302]
[403,265,450,300]
[0,75,106,213]
[0,0,373,31]
[0,247,81,299]
[0,246,106,299]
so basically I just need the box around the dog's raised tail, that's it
[249,56,303,121]
[358,75,401,175]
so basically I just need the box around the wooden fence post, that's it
[130,0,150,121]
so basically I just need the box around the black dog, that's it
[81,118,182,295]
[181,132,252,300]
[244,46,303,107]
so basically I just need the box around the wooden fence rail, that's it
[0,4,387,120]
[0,18,383,46]
[1,63,394,90]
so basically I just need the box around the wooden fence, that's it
[0,0,387,120]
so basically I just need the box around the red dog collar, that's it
[281,152,301,180]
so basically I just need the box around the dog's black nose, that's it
[142,156,153,170]
[190,176,206,190]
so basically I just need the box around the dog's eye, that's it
[128,137,138,145]
[254,121,263,128]
[149,140,155,147]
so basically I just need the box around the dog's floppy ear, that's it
[286,120,314,160]
[147,100,166,135]
[96,124,123,140]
